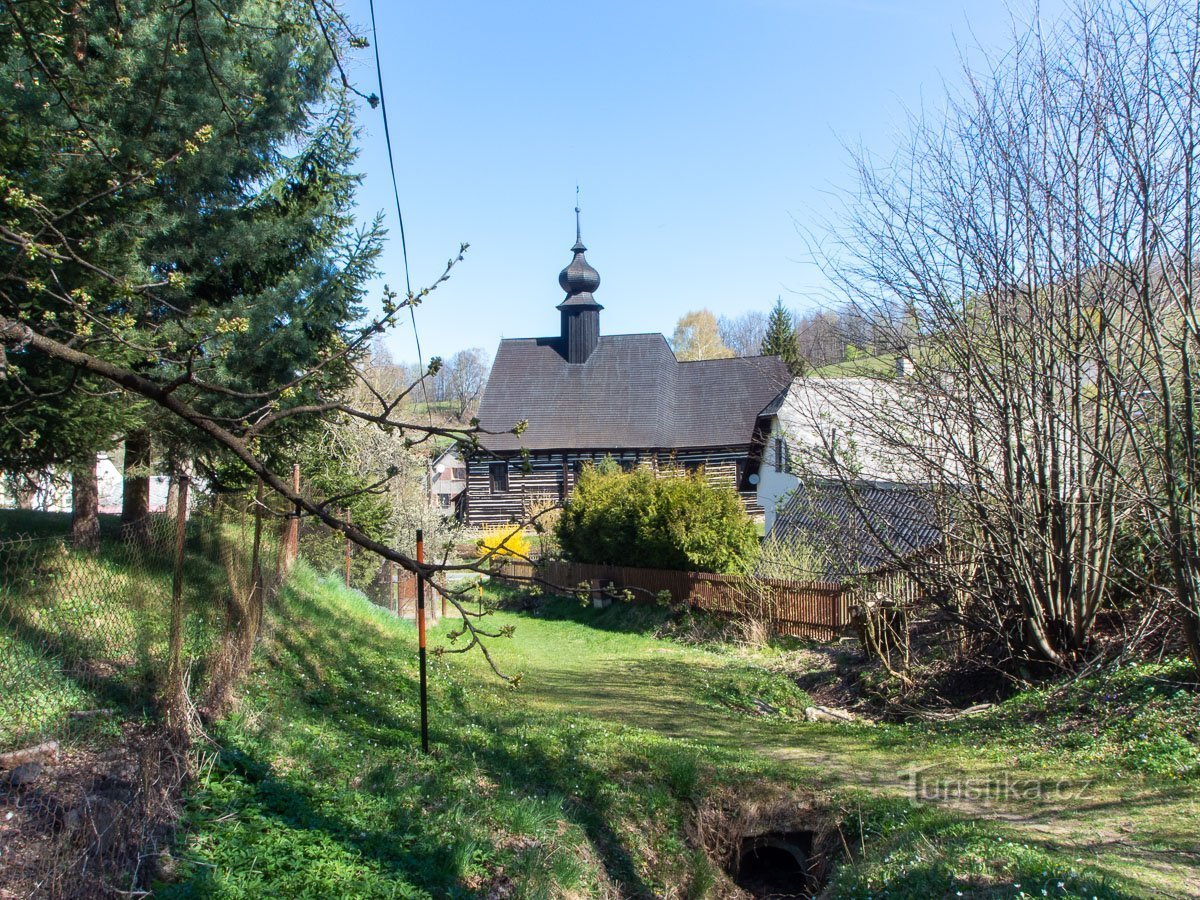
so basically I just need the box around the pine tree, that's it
[0,1,382,505]
[760,298,805,376]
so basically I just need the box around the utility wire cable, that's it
[368,0,433,424]
[367,0,411,297]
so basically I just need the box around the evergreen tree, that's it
[760,297,805,376]
[0,1,382,509]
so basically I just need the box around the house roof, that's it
[476,333,789,452]
[431,444,461,467]
[770,479,942,577]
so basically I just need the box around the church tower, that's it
[557,207,603,364]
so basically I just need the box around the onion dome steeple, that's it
[558,208,602,301]
[557,202,603,364]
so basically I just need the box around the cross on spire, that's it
[559,187,601,302]
[574,184,582,245]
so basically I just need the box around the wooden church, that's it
[464,217,789,526]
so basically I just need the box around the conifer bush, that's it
[556,460,758,574]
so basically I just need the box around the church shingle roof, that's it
[476,333,789,452]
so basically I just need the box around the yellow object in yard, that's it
[477,525,530,560]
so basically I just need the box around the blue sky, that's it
[342,1,1065,365]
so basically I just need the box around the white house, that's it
[760,378,911,527]
[1,449,173,515]
[754,359,964,577]
[429,445,467,517]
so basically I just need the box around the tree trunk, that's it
[1184,611,1200,679]
[166,475,179,517]
[13,474,36,510]
[71,457,100,550]
[121,430,152,545]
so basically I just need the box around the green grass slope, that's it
[159,567,758,898]
[0,513,226,747]
[156,572,1145,898]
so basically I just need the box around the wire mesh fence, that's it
[295,506,446,621]
[0,469,465,895]
[0,490,286,898]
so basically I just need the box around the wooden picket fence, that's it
[496,559,851,641]
[841,565,926,611]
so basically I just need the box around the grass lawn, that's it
[0,511,227,747]
[157,573,1174,897]
[813,353,898,378]
[454,593,1200,897]
[161,568,779,898]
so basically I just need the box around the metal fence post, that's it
[251,478,264,608]
[391,562,399,614]
[278,463,301,578]
[290,463,301,569]
[417,529,429,754]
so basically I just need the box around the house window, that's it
[619,458,636,472]
[489,461,509,493]
[774,437,787,472]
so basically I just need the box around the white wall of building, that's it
[758,376,936,531]
[1,450,174,515]
[757,421,797,531]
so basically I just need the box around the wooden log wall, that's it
[496,559,849,641]
[464,447,758,526]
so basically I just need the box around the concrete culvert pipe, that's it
[734,831,813,898]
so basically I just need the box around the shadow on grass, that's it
[0,509,124,541]
[0,531,231,742]
[170,740,471,898]
[829,796,1145,900]
[494,588,678,637]
[189,581,660,897]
